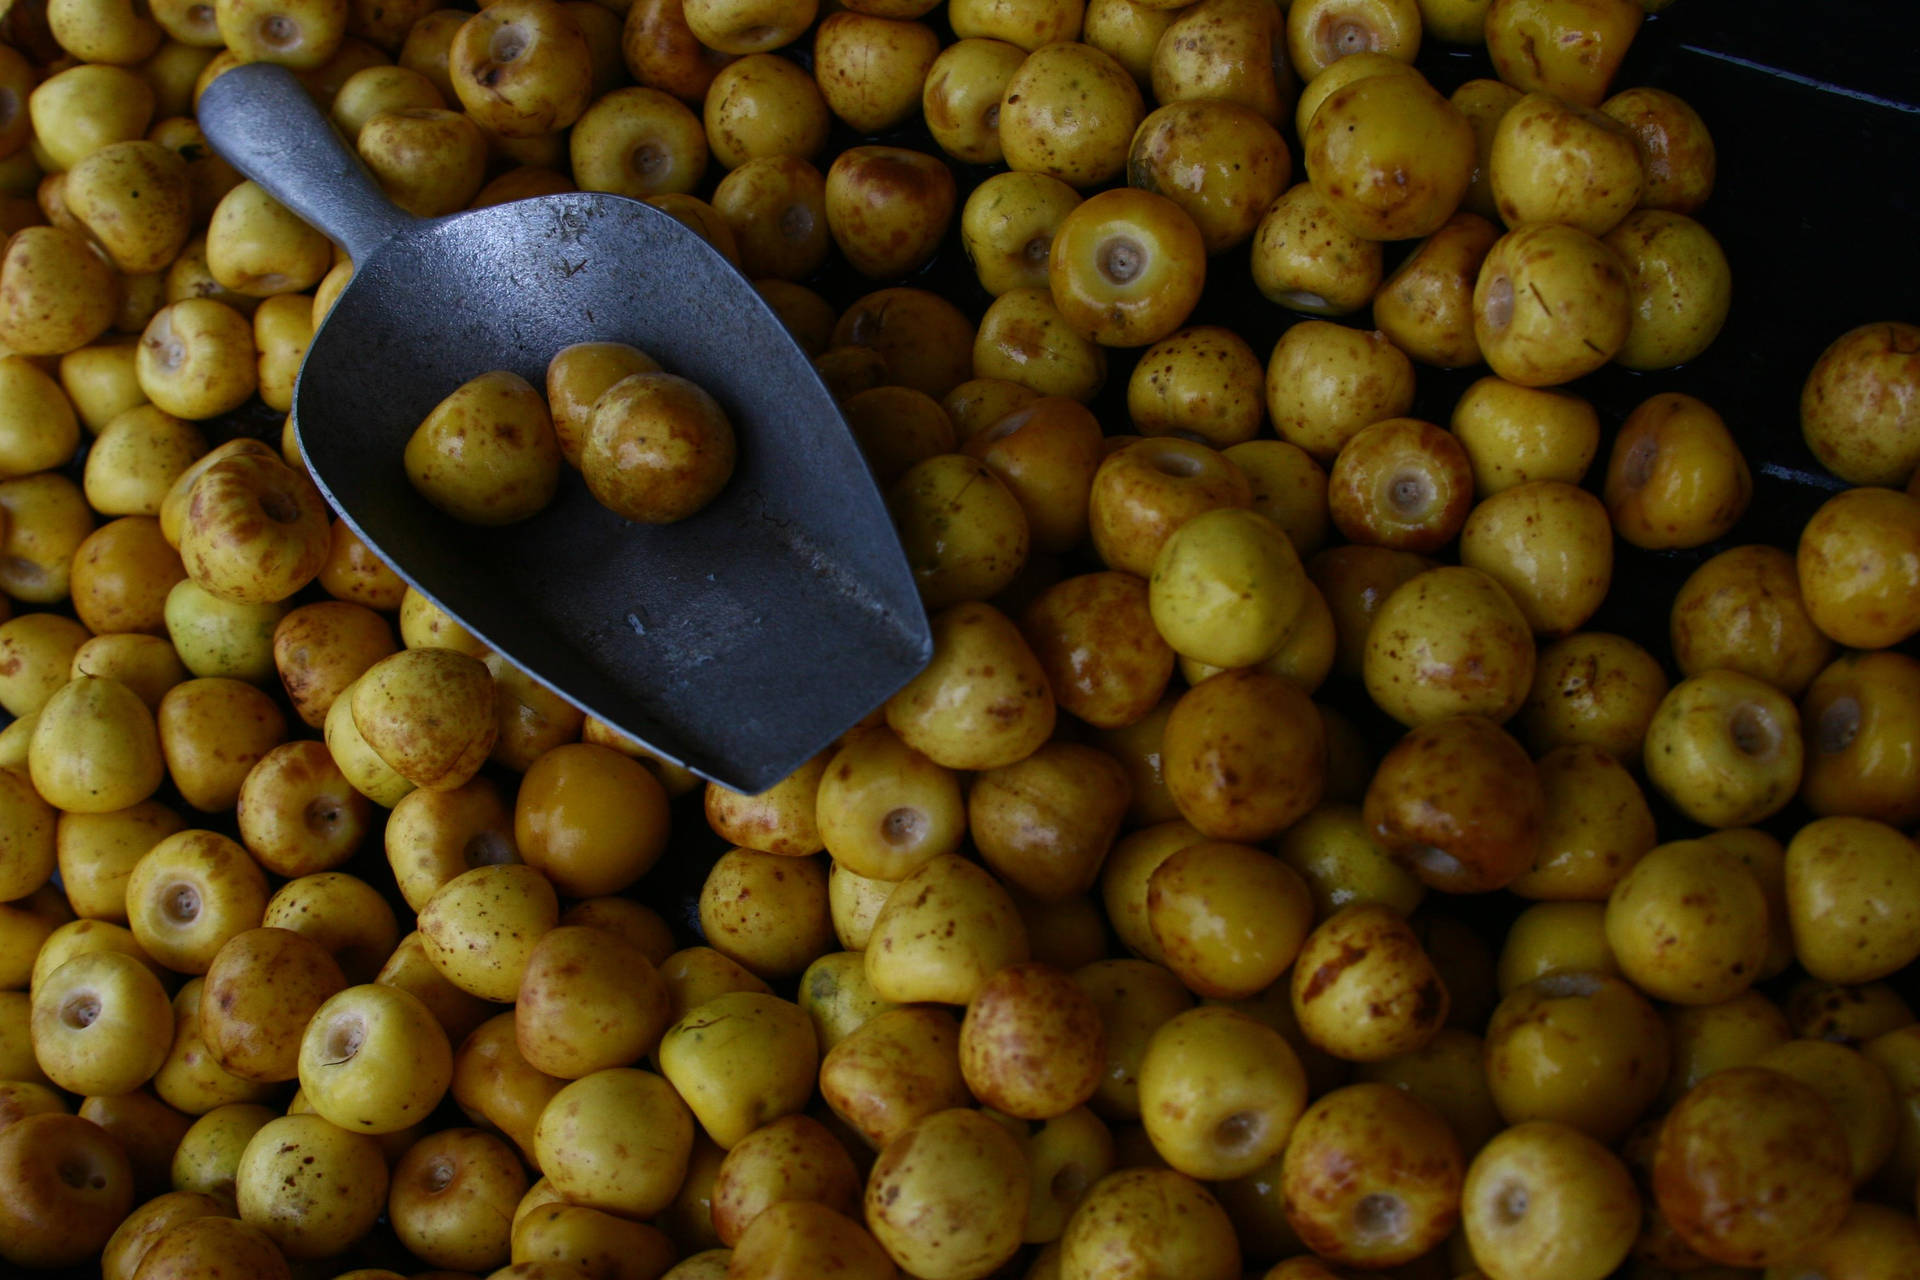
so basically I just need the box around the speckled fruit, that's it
[1653,1065,1852,1267]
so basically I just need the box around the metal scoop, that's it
[198,63,930,794]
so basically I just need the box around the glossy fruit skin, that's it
[204,179,333,300]
[1058,1167,1241,1280]
[864,853,1029,1006]
[126,827,270,975]
[1089,437,1251,577]
[1701,827,1797,982]
[695,848,833,981]
[235,1111,389,1260]
[1451,375,1601,497]
[1163,669,1326,842]
[960,170,1083,297]
[1509,743,1657,901]
[1601,84,1717,214]
[1147,841,1313,999]
[1285,0,1422,81]
[200,926,346,1083]
[1151,0,1292,128]
[1608,396,1753,553]
[705,754,828,859]
[418,863,558,1003]
[1149,507,1308,669]
[541,343,652,458]
[1000,41,1146,189]
[1670,545,1833,697]
[0,226,118,357]
[30,948,172,1097]
[1484,0,1643,108]
[815,724,964,882]
[515,925,671,1079]
[1799,321,1920,486]
[1363,713,1544,894]
[1494,899,1618,995]
[517,740,671,898]
[1251,181,1385,316]
[1072,957,1196,1121]
[702,53,829,168]
[1047,187,1208,348]
[297,983,453,1135]
[1304,73,1475,243]
[886,600,1055,771]
[1474,222,1631,386]
[1753,1037,1900,1190]
[824,145,957,279]
[818,1005,969,1149]
[657,990,817,1151]
[1277,802,1425,920]
[1099,821,1205,967]
[709,1113,860,1246]
[864,1106,1029,1280]
[1460,1120,1642,1280]
[1607,839,1770,1005]
[971,741,1132,902]
[972,285,1110,402]
[352,647,496,794]
[923,36,1026,166]
[1297,52,1424,139]
[358,107,489,217]
[959,962,1105,1119]
[1329,417,1476,553]
[1363,565,1536,727]
[962,393,1103,555]
[580,370,735,524]
[728,1198,894,1279]
[64,141,193,275]
[1605,208,1732,370]
[813,11,940,134]
[1083,0,1175,87]
[1373,211,1501,367]
[1291,903,1449,1064]
[1653,1066,1853,1267]
[179,451,331,605]
[948,0,1078,49]
[1461,480,1614,637]
[1280,1082,1465,1268]
[1137,1005,1308,1180]
[1348,1026,1501,1166]
[1649,989,1791,1117]
[1484,972,1668,1143]
[1127,323,1263,447]
[890,453,1030,610]
[1799,650,1920,827]
[1642,669,1804,829]
[1489,92,1642,235]
[1797,485,1920,650]
[1784,816,1920,985]
[1126,98,1290,255]
[0,1114,132,1270]
[1452,77,1526,220]
[533,1067,694,1219]
[1267,321,1418,462]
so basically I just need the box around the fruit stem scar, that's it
[1099,236,1145,285]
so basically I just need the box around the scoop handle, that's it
[197,61,412,266]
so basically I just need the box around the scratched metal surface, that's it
[295,190,931,793]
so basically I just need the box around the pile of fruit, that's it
[1,0,1918,1278]
[404,356,738,529]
